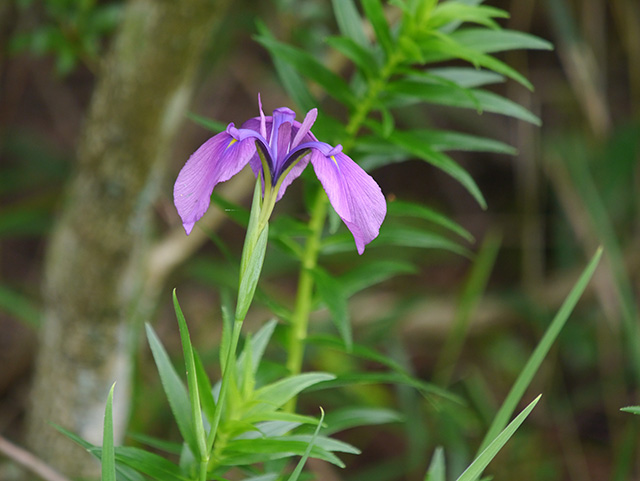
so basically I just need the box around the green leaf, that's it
[385,128,487,208]
[427,3,508,30]
[221,438,344,468]
[322,227,471,256]
[236,179,269,322]
[255,21,317,112]
[0,284,41,328]
[326,35,379,79]
[287,408,326,481]
[102,383,116,481]
[311,266,351,349]
[385,80,540,124]
[450,28,553,55]
[620,406,640,415]
[322,407,404,435]
[237,318,278,377]
[477,248,603,453]
[193,351,216,424]
[424,446,446,481]
[307,371,463,404]
[252,372,336,411]
[115,447,187,481]
[145,323,199,457]
[331,0,369,47]
[426,32,533,89]
[173,290,207,459]
[52,425,146,481]
[362,0,394,56]
[426,67,504,88]
[457,395,542,481]
[404,128,516,155]
[339,259,417,296]
[186,112,227,133]
[255,35,355,107]
[281,434,360,455]
[308,334,405,372]
[386,199,474,242]
[244,411,322,426]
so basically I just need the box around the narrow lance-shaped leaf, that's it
[311,266,351,350]
[362,0,394,57]
[331,0,369,47]
[477,247,603,453]
[424,446,446,481]
[386,129,487,208]
[325,36,379,79]
[287,408,326,481]
[101,383,116,481]
[255,21,317,112]
[255,35,356,108]
[145,323,199,457]
[173,290,207,459]
[236,179,269,322]
[457,395,542,481]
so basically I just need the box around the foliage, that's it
[10,0,122,75]
[31,0,624,479]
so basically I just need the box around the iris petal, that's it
[173,130,255,234]
[309,150,386,254]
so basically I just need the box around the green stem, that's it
[284,49,402,412]
[206,318,243,457]
[285,191,329,412]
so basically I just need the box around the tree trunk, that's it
[27,0,225,477]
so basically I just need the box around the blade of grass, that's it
[173,290,207,462]
[434,230,501,386]
[457,395,542,481]
[477,247,602,453]
[102,383,116,481]
[286,408,326,481]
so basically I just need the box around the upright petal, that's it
[309,150,386,254]
[174,129,256,234]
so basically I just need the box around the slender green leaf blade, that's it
[478,248,603,453]
[339,259,417,296]
[331,0,369,47]
[362,0,394,56]
[620,406,640,415]
[145,323,198,456]
[102,383,116,481]
[322,407,404,435]
[115,447,186,481]
[451,28,553,54]
[326,36,378,78]
[255,35,355,107]
[386,81,540,124]
[255,21,317,112]
[386,199,474,241]
[386,129,487,208]
[424,446,446,481]
[287,408,326,481]
[253,373,336,410]
[173,290,207,459]
[458,395,542,481]
[311,266,351,349]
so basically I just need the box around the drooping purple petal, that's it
[309,149,386,254]
[173,128,255,234]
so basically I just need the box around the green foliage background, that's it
[1,0,639,480]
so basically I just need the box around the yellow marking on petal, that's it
[226,138,237,150]
[331,155,339,167]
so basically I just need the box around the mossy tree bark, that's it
[27,0,224,477]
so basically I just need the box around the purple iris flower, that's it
[174,97,386,254]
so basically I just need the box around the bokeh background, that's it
[1,0,639,480]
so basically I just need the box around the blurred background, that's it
[0,0,639,480]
